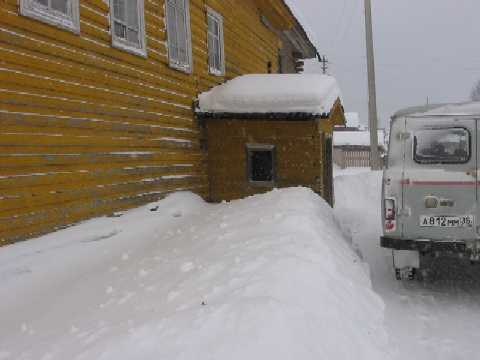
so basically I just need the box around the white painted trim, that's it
[19,0,80,34]
[206,6,225,76]
[165,0,193,74]
[109,0,147,58]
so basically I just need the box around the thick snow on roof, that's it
[334,130,386,147]
[345,112,360,128]
[197,74,342,115]
[422,101,480,116]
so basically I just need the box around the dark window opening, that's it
[247,145,275,183]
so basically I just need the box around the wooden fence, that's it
[333,147,384,168]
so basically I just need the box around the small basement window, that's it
[207,7,225,76]
[110,0,147,57]
[246,144,276,184]
[20,0,80,33]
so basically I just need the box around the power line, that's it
[335,0,360,47]
[330,0,348,50]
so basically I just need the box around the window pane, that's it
[126,0,139,29]
[214,38,221,71]
[176,0,185,13]
[33,0,49,7]
[51,0,68,14]
[114,21,126,39]
[207,15,215,34]
[166,2,179,61]
[176,8,187,62]
[127,28,139,44]
[207,11,223,73]
[208,34,215,70]
[250,150,274,182]
[414,128,470,164]
[113,0,126,22]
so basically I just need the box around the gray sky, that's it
[294,0,480,128]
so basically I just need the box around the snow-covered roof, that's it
[422,101,480,116]
[345,112,360,128]
[197,74,342,116]
[392,101,480,118]
[334,130,386,147]
[283,0,319,51]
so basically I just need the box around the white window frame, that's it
[109,0,147,57]
[165,0,193,73]
[19,0,80,33]
[206,7,225,76]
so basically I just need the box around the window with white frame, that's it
[206,7,224,75]
[19,0,80,33]
[165,0,192,73]
[110,0,147,56]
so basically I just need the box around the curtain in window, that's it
[34,0,69,15]
[207,10,223,74]
[113,0,140,45]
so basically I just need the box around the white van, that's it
[381,102,480,280]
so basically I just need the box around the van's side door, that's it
[402,117,477,241]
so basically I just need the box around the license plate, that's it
[420,215,474,228]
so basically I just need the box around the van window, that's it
[414,128,470,164]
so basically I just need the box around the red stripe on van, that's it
[411,181,476,186]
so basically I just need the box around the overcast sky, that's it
[293,0,480,128]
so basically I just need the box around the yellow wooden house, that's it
[0,0,319,244]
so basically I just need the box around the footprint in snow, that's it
[172,211,182,218]
[181,262,195,272]
[138,269,149,277]
[167,291,180,302]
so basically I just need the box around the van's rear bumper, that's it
[381,236,468,253]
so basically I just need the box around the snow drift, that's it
[0,188,391,360]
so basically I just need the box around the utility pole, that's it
[364,0,380,170]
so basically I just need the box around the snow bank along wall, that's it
[201,100,344,205]
[0,0,316,245]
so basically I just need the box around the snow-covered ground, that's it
[335,169,480,360]
[0,188,392,360]
[4,167,480,360]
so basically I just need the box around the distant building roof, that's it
[197,74,342,116]
[334,130,386,147]
[344,112,360,128]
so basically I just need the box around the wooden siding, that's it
[0,0,285,245]
[206,119,330,203]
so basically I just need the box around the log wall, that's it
[206,119,328,202]
[0,0,287,244]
